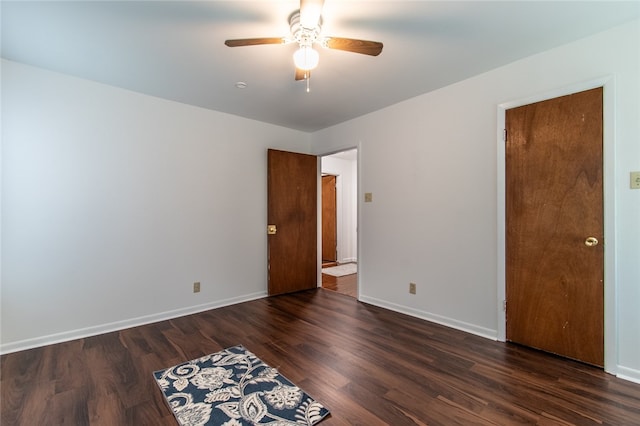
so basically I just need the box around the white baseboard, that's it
[617,366,640,385]
[359,295,498,341]
[0,291,268,355]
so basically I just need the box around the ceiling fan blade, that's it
[324,37,383,56]
[299,0,324,28]
[224,37,286,47]
[295,68,310,81]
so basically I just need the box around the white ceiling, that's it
[2,1,638,132]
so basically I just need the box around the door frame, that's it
[317,146,360,299]
[496,76,617,373]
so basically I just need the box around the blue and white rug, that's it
[154,345,330,426]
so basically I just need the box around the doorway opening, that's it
[321,149,358,298]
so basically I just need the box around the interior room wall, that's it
[321,154,357,263]
[1,60,311,353]
[311,20,640,382]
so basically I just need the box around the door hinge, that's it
[503,129,507,142]
[503,300,507,311]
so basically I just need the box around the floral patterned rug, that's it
[154,345,330,426]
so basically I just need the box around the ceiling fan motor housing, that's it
[289,11,322,46]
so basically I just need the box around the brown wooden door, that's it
[505,87,604,367]
[322,175,337,264]
[267,149,317,296]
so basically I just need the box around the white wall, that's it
[321,154,357,263]
[311,20,640,382]
[1,60,310,352]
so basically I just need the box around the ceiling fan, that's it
[224,0,383,89]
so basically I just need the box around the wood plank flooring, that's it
[322,271,357,298]
[2,289,640,425]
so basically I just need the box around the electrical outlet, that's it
[193,282,201,293]
[409,282,416,295]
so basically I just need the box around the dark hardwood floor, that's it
[2,289,640,425]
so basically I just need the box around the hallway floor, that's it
[321,269,357,297]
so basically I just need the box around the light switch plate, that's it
[364,192,373,202]
[631,171,640,189]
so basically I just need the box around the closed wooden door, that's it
[267,149,317,296]
[506,87,604,366]
[322,175,337,264]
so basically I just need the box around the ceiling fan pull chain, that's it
[306,74,311,93]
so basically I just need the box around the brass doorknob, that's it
[584,237,599,247]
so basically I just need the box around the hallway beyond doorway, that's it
[321,149,358,298]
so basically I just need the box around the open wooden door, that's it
[322,175,337,265]
[506,87,604,366]
[267,149,317,296]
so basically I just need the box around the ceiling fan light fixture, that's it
[224,1,383,84]
[293,45,319,71]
